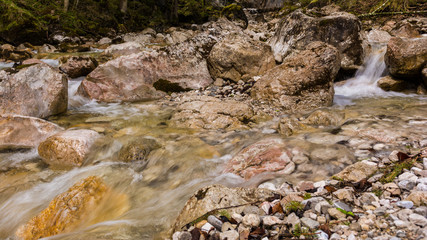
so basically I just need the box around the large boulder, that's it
[170,95,254,130]
[38,129,101,168]
[172,184,278,232]
[0,64,68,118]
[59,56,98,78]
[385,37,427,79]
[103,42,145,57]
[16,176,129,240]
[0,115,63,150]
[224,138,295,179]
[251,41,340,112]
[78,43,213,102]
[269,10,363,69]
[207,34,276,82]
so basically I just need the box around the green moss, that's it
[285,201,304,213]
[337,207,355,217]
[373,189,383,197]
[218,210,231,220]
[379,158,416,183]
[303,193,312,200]
[332,176,344,182]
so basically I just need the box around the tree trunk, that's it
[120,0,128,13]
[64,0,69,12]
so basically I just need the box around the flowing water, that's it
[0,48,426,239]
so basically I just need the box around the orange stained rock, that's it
[15,176,129,240]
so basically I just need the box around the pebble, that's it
[398,180,416,191]
[207,215,223,230]
[285,212,300,227]
[409,213,427,227]
[414,206,427,216]
[231,213,242,223]
[315,230,329,240]
[396,201,414,209]
[398,172,418,182]
[333,188,355,202]
[201,222,214,233]
[220,230,239,240]
[221,222,234,232]
[330,233,341,240]
[243,205,260,215]
[334,201,352,212]
[300,217,320,229]
[384,183,401,195]
[328,208,347,220]
[262,216,282,226]
[242,214,260,227]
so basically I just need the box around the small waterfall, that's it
[68,77,91,109]
[334,43,408,105]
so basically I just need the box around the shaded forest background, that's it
[0,0,425,45]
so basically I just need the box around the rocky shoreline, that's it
[171,148,427,240]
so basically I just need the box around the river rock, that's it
[251,41,340,112]
[405,191,427,206]
[385,37,427,79]
[38,129,101,168]
[0,115,63,150]
[0,64,68,118]
[207,33,276,82]
[15,176,127,240]
[170,96,254,130]
[118,138,160,163]
[333,161,377,182]
[172,184,277,232]
[0,44,33,61]
[78,43,212,102]
[303,109,344,126]
[269,10,363,69]
[367,29,392,44]
[377,75,415,92]
[277,117,307,137]
[104,41,145,57]
[59,56,98,78]
[224,138,294,179]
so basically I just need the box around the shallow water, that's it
[0,49,426,239]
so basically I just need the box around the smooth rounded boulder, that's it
[224,138,295,179]
[251,42,340,112]
[207,33,276,82]
[269,10,363,70]
[0,115,63,150]
[0,64,68,118]
[78,42,213,102]
[385,37,427,79]
[38,129,101,168]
